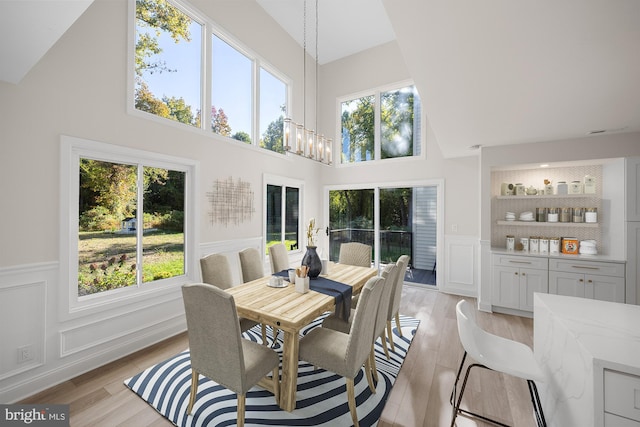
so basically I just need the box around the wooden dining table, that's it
[226,262,378,412]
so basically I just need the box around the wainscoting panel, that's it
[442,235,479,297]
[0,265,49,381]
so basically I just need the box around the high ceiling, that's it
[2,0,639,158]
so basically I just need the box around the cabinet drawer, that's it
[604,369,640,422]
[493,255,548,270]
[605,413,640,427]
[549,259,625,277]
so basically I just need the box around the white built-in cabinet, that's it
[626,157,640,222]
[627,157,640,305]
[492,254,548,311]
[549,259,625,303]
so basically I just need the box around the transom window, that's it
[132,0,289,153]
[340,83,422,164]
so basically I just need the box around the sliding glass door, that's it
[328,189,374,262]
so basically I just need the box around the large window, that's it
[62,136,198,314]
[265,176,302,254]
[340,84,421,164]
[132,0,290,153]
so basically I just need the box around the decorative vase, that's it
[301,246,322,279]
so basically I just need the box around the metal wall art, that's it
[207,177,254,226]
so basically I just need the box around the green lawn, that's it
[78,230,184,296]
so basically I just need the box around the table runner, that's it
[275,271,352,320]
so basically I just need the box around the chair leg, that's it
[364,355,376,393]
[369,347,379,385]
[261,324,267,345]
[380,329,390,360]
[346,378,360,427]
[527,380,547,427]
[395,312,402,337]
[271,327,280,348]
[387,320,395,352]
[449,354,510,427]
[237,393,246,427]
[272,366,280,403]
[186,369,198,414]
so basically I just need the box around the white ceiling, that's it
[2,0,639,158]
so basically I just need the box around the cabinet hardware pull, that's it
[588,280,593,283]
[572,265,600,270]
[579,279,584,282]
[509,261,532,264]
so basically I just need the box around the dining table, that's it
[226,262,378,412]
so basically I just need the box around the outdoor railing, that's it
[329,228,412,264]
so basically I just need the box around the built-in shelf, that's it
[496,194,595,200]
[496,220,599,227]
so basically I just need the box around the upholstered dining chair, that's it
[268,243,289,274]
[181,283,279,427]
[299,276,384,427]
[199,253,263,338]
[387,254,410,352]
[338,242,372,267]
[450,300,547,427]
[238,247,276,346]
[238,247,265,283]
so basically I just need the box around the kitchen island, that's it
[534,293,640,426]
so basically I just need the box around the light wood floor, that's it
[21,286,536,427]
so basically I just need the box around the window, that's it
[131,0,290,154]
[62,136,198,315]
[134,0,203,127]
[340,84,421,164]
[265,176,302,254]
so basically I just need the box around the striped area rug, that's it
[124,314,419,427]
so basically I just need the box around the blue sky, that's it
[140,19,286,138]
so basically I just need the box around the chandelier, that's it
[282,0,332,165]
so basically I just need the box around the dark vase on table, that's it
[301,246,322,279]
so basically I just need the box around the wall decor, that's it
[207,177,254,226]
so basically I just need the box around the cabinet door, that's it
[493,266,520,309]
[549,271,585,298]
[586,275,626,303]
[627,157,640,221]
[519,268,549,311]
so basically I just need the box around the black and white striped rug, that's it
[124,314,419,427]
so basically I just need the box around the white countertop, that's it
[535,293,640,371]
[491,247,626,263]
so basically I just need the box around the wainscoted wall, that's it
[0,237,272,403]
[441,235,479,297]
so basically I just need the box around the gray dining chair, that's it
[239,247,265,282]
[239,247,276,346]
[338,242,372,267]
[299,276,384,427]
[387,254,410,352]
[323,263,398,381]
[199,253,263,338]
[268,243,289,274]
[182,283,279,427]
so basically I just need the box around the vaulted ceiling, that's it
[2,0,638,158]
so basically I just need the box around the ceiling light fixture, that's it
[283,0,332,165]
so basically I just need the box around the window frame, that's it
[60,135,199,320]
[336,80,424,166]
[263,174,304,257]
[127,0,292,153]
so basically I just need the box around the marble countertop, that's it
[491,248,626,263]
[535,293,640,372]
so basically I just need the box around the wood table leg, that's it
[279,329,299,412]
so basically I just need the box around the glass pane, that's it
[260,68,287,153]
[142,167,185,283]
[266,184,282,252]
[212,35,252,141]
[340,95,375,163]
[135,0,202,127]
[381,86,416,159]
[78,159,138,296]
[285,187,299,250]
[379,188,412,264]
[328,189,374,261]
